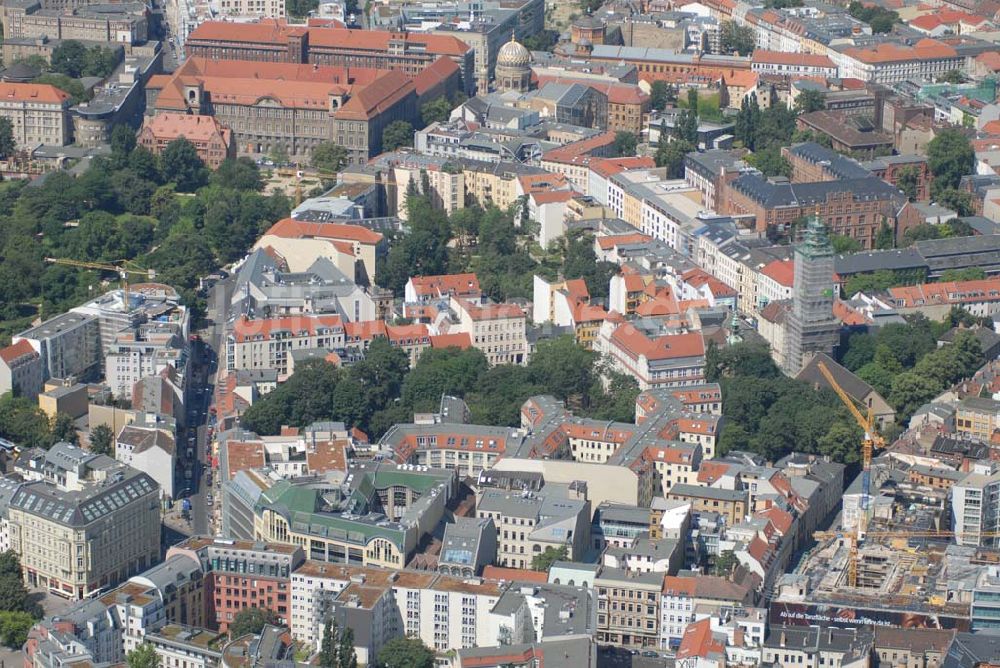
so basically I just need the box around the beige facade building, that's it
[393,163,465,220]
[8,444,160,600]
[450,297,528,366]
[595,567,664,649]
[0,82,72,148]
[2,1,148,44]
[226,315,345,378]
[0,340,43,400]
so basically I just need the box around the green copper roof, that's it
[797,213,832,259]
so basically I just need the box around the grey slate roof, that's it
[787,142,872,180]
[833,248,926,275]
[729,173,902,208]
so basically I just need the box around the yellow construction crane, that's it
[44,258,157,309]
[816,360,887,587]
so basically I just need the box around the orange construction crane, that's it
[816,360,887,587]
[44,258,157,310]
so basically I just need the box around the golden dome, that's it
[497,36,531,69]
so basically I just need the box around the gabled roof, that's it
[261,218,384,244]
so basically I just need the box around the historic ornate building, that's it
[494,36,531,92]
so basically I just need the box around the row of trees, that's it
[0,551,42,648]
[243,334,640,439]
[708,343,864,464]
[839,309,986,420]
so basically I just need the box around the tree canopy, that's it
[382,121,414,152]
[228,607,280,639]
[927,128,974,197]
[376,637,435,668]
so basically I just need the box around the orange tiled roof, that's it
[0,82,70,104]
[888,277,1000,307]
[413,56,460,97]
[141,113,230,144]
[0,340,36,364]
[409,273,481,298]
[232,314,343,343]
[589,156,656,179]
[597,233,653,250]
[609,324,705,361]
[751,50,835,68]
[761,259,794,287]
[262,218,384,244]
[429,333,472,349]
[844,39,957,64]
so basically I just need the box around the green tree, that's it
[126,643,159,668]
[50,40,88,77]
[161,138,207,192]
[382,121,414,152]
[212,158,263,191]
[401,347,489,412]
[896,165,919,202]
[0,119,15,159]
[649,81,672,111]
[286,0,319,17]
[312,142,348,175]
[529,336,596,404]
[747,147,791,178]
[82,46,118,78]
[89,423,114,455]
[796,89,826,114]
[228,607,279,639]
[50,413,78,445]
[654,139,693,178]
[889,372,940,418]
[420,97,452,128]
[33,74,88,105]
[849,1,898,32]
[319,619,340,668]
[720,20,755,55]
[937,188,973,216]
[0,611,35,648]
[937,69,965,84]
[927,128,974,196]
[376,637,435,668]
[735,94,760,148]
[110,124,137,159]
[0,393,55,449]
[614,131,638,157]
[338,627,357,668]
[713,550,738,576]
[830,234,862,254]
[531,545,568,572]
[673,110,698,144]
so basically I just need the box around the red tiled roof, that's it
[429,333,473,349]
[609,324,705,361]
[141,113,230,145]
[261,218,384,244]
[531,190,574,205]
[761,259,794,288]
[0,340,36,365]
[542,131,617,163]
[0,82,70,104]
[225,440,266,480]
[843,39,957,64]
[409,273,481,298]
[413,56,460,97]
[752,50,836,69]
[888,277,1000,307]
[597,233,653,250]
[682,268,737,297]
[589,156,657,180]
[306,440,349,473]
[232,314,343,343]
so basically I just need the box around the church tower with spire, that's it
[783,211,839,374]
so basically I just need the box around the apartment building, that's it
[588,45,750,84]
[8,444,160,600]
[183,21,476,96]
[660,575,755,649]
[763,625,873,667]
[450,297,528,366]
[167,538,304,632]
[116,421,176,500]
[105,326,186,398]
[226,315,345,377]
[832,39,964,83]
[391,157,465,221]
[0,339,43,399]
[382,422,520,477]
[254,218,384,277]
[477,486,591,569]
[216,0,284,18]
[137,113,234,169]
[953,470,1000,548]
[666,483,748,526]
[594,566,664,649]
[597,322,706,391]
[749,50,837,78]
[955,397,1000,442]
[0,82,72,148]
